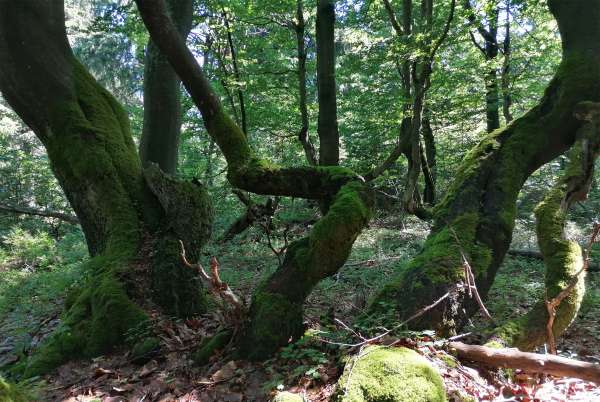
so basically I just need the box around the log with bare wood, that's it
[448,342,600,384]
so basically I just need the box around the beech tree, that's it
[1,0,598,382]
[0,1,212,376]
[369,0,600,345]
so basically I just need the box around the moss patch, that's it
[337,346,446,402]
[192,330,233,366]
[0,377,34,402]
[22,252,147,377]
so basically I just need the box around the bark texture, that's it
[139,0,193,174]
[368,0,600,336]
[135,0,374,360]
[316,0,339,167]
[0,1,212,376]
[491,101,600,350]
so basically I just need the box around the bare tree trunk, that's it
[139,0,193,174]
[296,0,317,166]
[316,0,339,167]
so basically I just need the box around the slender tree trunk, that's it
[0,1,212,376]
[139,0,193,174]
[222,8,247,136]
[501,1,513,123]
[421,110,436,204]
[464,0,501,133]
[368,0,600,336]
[296,0,317,166]
[316,0,339,166]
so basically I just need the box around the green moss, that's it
[0,377,33,402]
[238,181,374,360]
[439,354,458,368]
[208,110,253,169]
[131,337,161,364]
[337,346,446,402]
[491,129,595,350]
[238,291,304,360]
[192,330,233,366]
[23,253,147,377]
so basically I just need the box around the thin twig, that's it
[447,225,493,320]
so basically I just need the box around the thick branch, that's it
[135,0,357,199]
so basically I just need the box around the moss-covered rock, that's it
[272,391,304,402]
[336,346,446,402]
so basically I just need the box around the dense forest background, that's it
[1,0,600,401]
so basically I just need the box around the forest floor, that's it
[1,215,600,401]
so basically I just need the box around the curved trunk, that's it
[139,0,193,174]
[0,1,212,376]
[491,102,600,351]
[368,0,600,335]
[136,0,374,360]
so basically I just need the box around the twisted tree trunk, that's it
[368,0,600,336]
[0,1,212,376]
[135,0,374,360]
[492,101,600,350]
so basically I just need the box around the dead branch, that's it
[448,225,493,321]
[448,341,600,384]
[0,202,79,224]
[179,240,244,320]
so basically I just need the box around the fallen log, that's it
[448,341,600,384]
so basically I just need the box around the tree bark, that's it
[368,0,600,336]
[139,0,193,174]
[0,0,212,376]
[449,342,600,383]
[421,111,436,204]
[296,0,317,166]
[491,102,600,351]
[464,0,501,132]
[316,0,339,167]
[135,0,373,360]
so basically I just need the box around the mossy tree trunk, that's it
[0,1,212,376]
[136,0,374,360]
[368,0,600,336]
[491,101,600,350]
[139,0,193,174]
